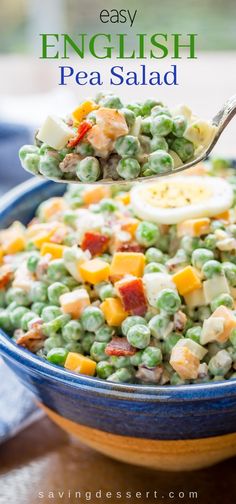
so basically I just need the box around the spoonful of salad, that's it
[19,93,236,185]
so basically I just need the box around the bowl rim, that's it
[0,177,236,401]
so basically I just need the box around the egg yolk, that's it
[143,181,212,208]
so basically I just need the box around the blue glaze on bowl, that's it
[0,178,236,442]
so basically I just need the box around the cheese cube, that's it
[177,218,210,238]
[83,185,110,205]
[37,115,75,150]
[170,345,200,380]
[211,306,236,342]
[172,266,201,296]
[143,272,177,308]
[203,275,230,304]
[60,288,90,319]
[64,352,96,376]
[201,317,225,345]
[79,258,110,284]
[110,252,145,279]
[41,243,65,259]
[100,297,128,326]
[184,287,206,308]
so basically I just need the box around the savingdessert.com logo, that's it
[37,489,198,501]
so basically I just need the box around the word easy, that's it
[59,64,178,86]
[100,9,137,27]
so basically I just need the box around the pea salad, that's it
[1,158,236,385]
[19,93,216,183]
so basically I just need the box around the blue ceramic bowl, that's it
[1,178,236,471]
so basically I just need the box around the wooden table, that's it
[0,416,236,504]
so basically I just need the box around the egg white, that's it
[130,176,233,224]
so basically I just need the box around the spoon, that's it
[24,94,236,185]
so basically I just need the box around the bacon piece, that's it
[174,310,187,332]
[105,337,136,357]
[116,277,148,316]
[81,232,110,256]
[118,243,144,253]
[136,365,164,384]
[0,266,13,289]
[16,321,46,353]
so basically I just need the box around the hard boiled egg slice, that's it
[130,176,233,224]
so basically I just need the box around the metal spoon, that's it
[24,94,236,185]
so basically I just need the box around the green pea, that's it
[172,115,187,137]
[163,333,182,355]
[127,325,151,349]
[30,282,48,303]
[141,99,162,116]
[116,158,141,180]
[47,260,69,282]
[41,305,62,322]
[0,309,13,332]
[9,288,31,307]
[63,210,78,227]
[203,234,217,250]
[151,115,173,137]
[156,289,181,315]
[121,108,136,128]
[171,137,194,162]
[130,350,144,366]
[141,346,162,367]
[148,314,171,340]
[148,150,174,174]
[170,373,186,385]
[210,294,234,312]
[10,306,29,328]
[185,326,202,344]
[21,311,38,331]
[121,316,147,336]
[31,302,47,316]
[151,106,171,117]
[48,282,69,305]
[96,361,115,379]
[202,260,223,279]
[76,142,94,156]
[27,253,40,273]
[76,157,101,183]
[197,306,211,322]
[44,335,64,352]
[181,236,201,255]
[136,221,159,247]
[115,135,140,158]
[140,118,152,135]
[127,103,142,116]
[39,153,62,178]
[42,314,70,337]
[81,306,105,332]
[109,356,131,369]
[65,342,83,353]
[223,262,236,287]
[150,136,168,153]
[62,320,83,342]
[19,144,39,161]
[229,328,236,348]
[145,247,164,264]
[99,95,123,109]
[19,145,40,174]
[47,347,69,366]
[95,325,113,342]
[211,220,225,232]
[81,333,95,353]
[90,341,107,362]
[191,248,214,270]
[144,262,166,274]
[107,367,134,383]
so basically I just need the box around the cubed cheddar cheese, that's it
[3,236,25,254]
[211,306,236,342]
[110,252,145,279]
[41,242,65,259]
[64,352,96,376]
[83,185,110,205]
[170,345,200,380]
[79,258,110,284]
[72,100,99,124]
[60,288,90,319]
[100,297,128,326]
[213,210,230,223]
[120,218,139,238]
[177,218,210,238]
[172,266,201,296]
[32,231,55,249]
[0,248,3,265]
